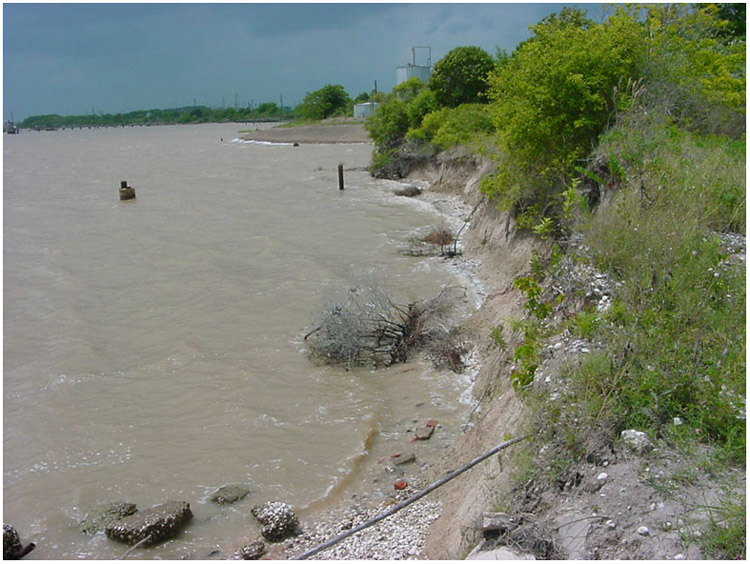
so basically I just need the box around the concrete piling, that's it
[119,181,136,201]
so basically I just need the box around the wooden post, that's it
[119,180,136,201]
[338,163,344,191]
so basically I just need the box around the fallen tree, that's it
[305,277,464,368]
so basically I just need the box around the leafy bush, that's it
[393,76,429,102]
[407,104,495,150]
[297,84,351,121]
[429,46,496,108]
[482,7,646,229]
[640,4,746,137]
[507,264,557,392]
[365,98,409,148]
[405,89,439,130]
[366,46,498,171]
[482,5,744,234]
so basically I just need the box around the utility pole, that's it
[234,93,238,111]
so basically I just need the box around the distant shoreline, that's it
[239,122,370,144]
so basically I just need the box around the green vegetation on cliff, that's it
[367,4,744,558]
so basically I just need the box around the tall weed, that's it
[578,114,746,461]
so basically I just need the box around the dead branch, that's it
[306,278,464,368]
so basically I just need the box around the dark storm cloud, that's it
[211,3,399,36]
[3,3,601,120]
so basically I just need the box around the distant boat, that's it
[4,120,19,134]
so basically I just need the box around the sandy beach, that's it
[239,122,370,144]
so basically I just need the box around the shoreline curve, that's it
[239,123,370,145]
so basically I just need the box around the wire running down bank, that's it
[294,436,527,560]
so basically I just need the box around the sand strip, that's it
[239,123,370,144]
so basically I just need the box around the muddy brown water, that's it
[3,123,479,558]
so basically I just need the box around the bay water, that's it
[3,123,477,558]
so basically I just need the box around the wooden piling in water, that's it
[119,180,136,201]
[338,164,344,190]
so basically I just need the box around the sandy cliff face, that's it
[405,152,548,559]
[405,152,743,561]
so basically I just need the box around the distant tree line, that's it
[17,83,378,130]
[18,102,297,130]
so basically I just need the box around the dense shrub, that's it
[554,104,747,461]
[429,46,496,108]
[365,98,409,148]
[481,4,745,235]
[297,84,351,121]
[481,7,646,231]
[407,104,495,150]
[640,4,746,137]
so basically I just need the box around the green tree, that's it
[353,91,371,104]
[712,3,746,40]
[365,97,409,147]
[482,7,646,228]
[642,3,745,136]
[393,76,428,101]
[429,46,497,107]
[255,102,280,117]
[297,84,351,120]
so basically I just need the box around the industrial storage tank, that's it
[396,46,431,85]
[353,102,380,118]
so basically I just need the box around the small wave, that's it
[231,138,295,146]
[298,415,381,513]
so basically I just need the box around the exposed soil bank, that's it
[239,123,369,144]
[279,148,745,560]
[403,152,745,560]
[403,151,540,559]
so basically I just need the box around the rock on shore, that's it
[80,501,137,534]
[251,501,299,542]
[3,524,35,560]
[105,501,192,546]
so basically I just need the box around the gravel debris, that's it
[283,485,442,560]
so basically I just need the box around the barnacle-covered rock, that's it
[210,485,251,505]
[105,501,192,546]
[80,501,137,534]
[235,539,266,559]
[3,524,35,559]
[251,501,299,542]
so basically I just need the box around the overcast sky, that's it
[3,2,604,121]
